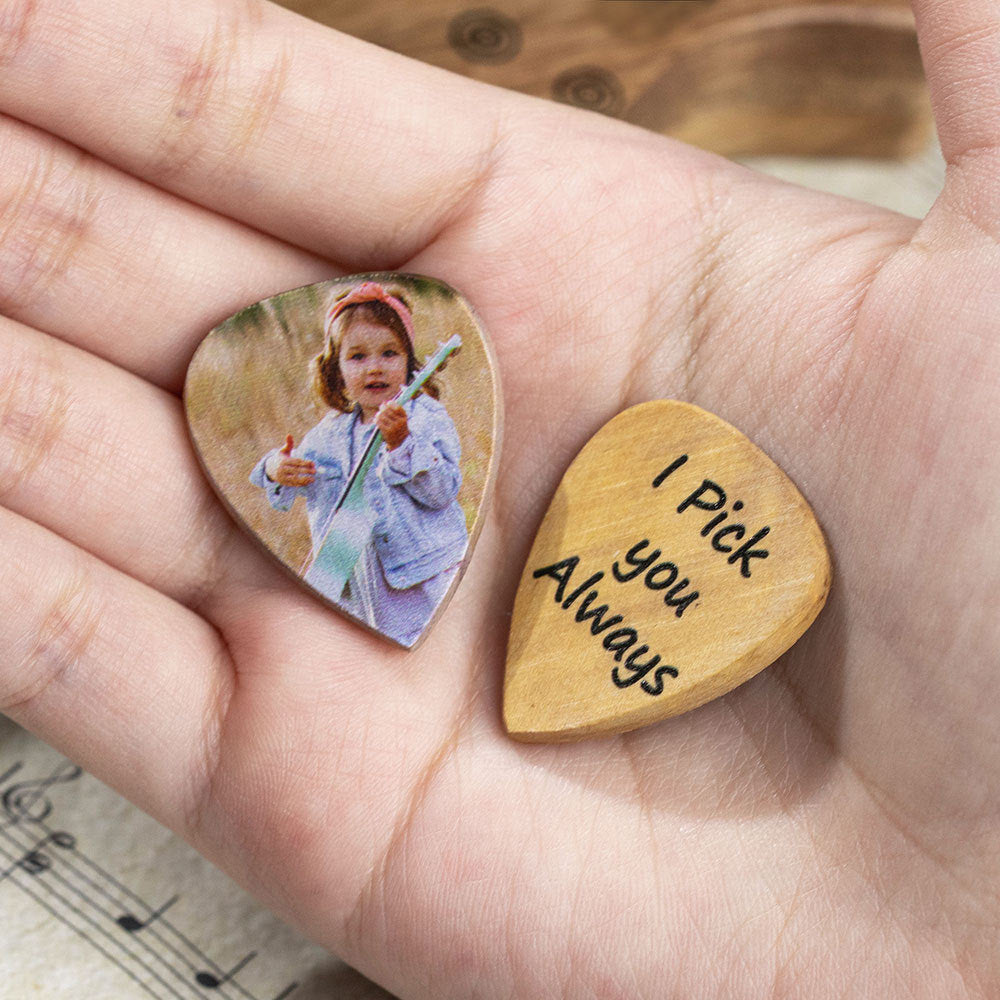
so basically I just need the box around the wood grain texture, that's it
[276,0,931,157]
[504,400,830,742]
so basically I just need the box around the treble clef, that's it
[1,762,83,827]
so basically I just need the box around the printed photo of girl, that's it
[184,273,499,651]
[249,282,468,646]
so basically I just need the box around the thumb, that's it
[280,434,294,455]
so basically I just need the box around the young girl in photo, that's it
[250,282,468,647]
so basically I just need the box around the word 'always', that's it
[533,555,680,696]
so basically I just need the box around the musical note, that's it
[0,830,76,881]
[195,950,257,989]
[1,762,82,826]
[7,847,51,877]
[116,894,180,933]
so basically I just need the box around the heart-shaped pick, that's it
[184,273,501,649]
[504,400,830,741]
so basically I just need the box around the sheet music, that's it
[0,719,393,1000]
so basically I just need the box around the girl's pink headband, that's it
[325,282,415,348]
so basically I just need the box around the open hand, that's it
[266,433,317,486]
[0,0,997,996]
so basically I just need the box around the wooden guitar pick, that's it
[504,401,830,741]
[184,273,501,649]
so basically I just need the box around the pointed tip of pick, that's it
[502,704,538,743]
[502,701,603,744]
[503,700,556,743]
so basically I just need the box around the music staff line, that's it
[1,816,249,998]
[0,824,244,999]
[4,763,294,999]
[0,757,298,1000]
[0,834,192,1000]
[1,760,262,999]
[1,846,181,1000]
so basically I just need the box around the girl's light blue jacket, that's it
[249,393,468,590]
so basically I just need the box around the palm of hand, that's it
[0,1,997,996]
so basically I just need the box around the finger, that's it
[0,314,268,611]
[0,501,234,842]
[911,0,1000,228]
[912,0,1000,163]
[0,0,511,266]
[0,113,333,391]
[279,434,295,454]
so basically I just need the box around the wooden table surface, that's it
[276,0,932,157]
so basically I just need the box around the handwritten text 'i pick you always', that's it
[531,455,772,697]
